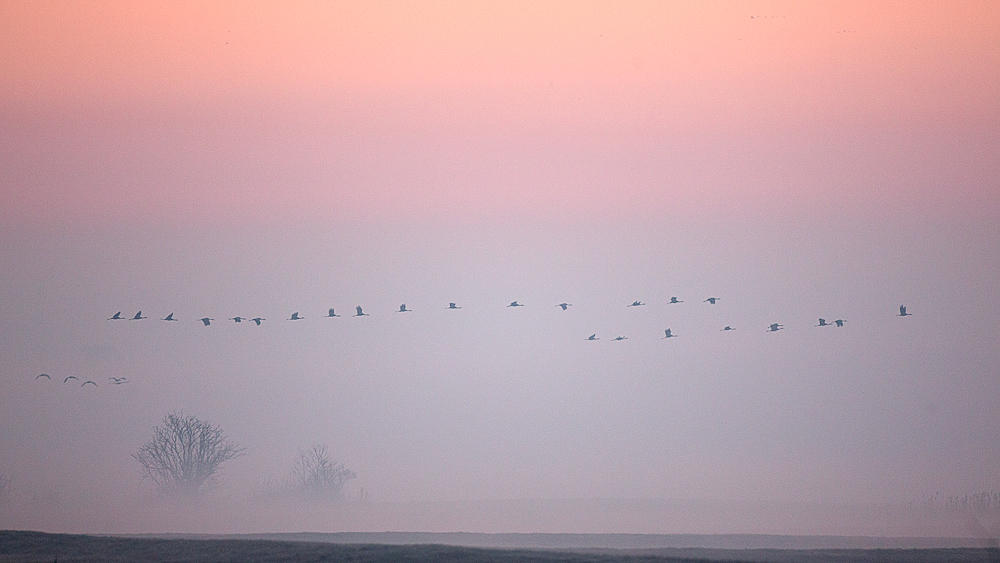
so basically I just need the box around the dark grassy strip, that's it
[1,531,998,563]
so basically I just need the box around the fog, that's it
[1,0,999,539]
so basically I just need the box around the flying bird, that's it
[326,308,340,317]
[251,317,265,325]
[669,297,683,304]
[163,313,177,321]
[834,319,845,327]
[586,334,599,340]
[35,373,50,380]
[628,301,644,307]
[131,311,146,320]
[613,336,628,341]
[767,323,784,332]
[63,376,78,383]
[722,326,735,331]
[557,303,571,310]
[108,311,124,320]
[109,377,128,384]
[508,301,524,307]
[230,316,245,323]
[704,297,720,304]
[817,318,830,327]
[355,306,368,317]
[447,303,461,309]
[663,328,676,338]
[199,317,214,326]
[898,305,912,316]
[398,304,411,312]
[289,312,304,320]
[81,380,97,387]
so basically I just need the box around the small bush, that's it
[292,444,355,501]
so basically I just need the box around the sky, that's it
[1,0,999,536]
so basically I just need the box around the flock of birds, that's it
[34,301,915,387]
[101,301,915,339]
[33,373,128,388]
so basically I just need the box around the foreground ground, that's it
[1,531,999,563]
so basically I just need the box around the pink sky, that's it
[2,1,998,226]
[2,2,1000,536]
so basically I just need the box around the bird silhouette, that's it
[326,308,340,317]
[35,373,50,380]
[898,305,912,316]
[108,312,124,320]
[628,301,644,307]
[289,312,303,320]
[613,336,628,341]
[398,304,411,312]
[557,303,571,310]
[704,297,720,304]
[109,377,128,384]
[817,318,830,327]
[669,297,683,304]
[663,328,676,338]
[251,317,265,325]
[81,380,97,387]
[767,323,784,332]
[63,376,78,383]
[586,334,599,340]
[834,319,845,327]
[230,316,245,323]
[199,317,214,326]
[163,313,177,321]
[355,306,368,317]
[447,302,461,309]
[508,301,523,307]
[131,311,146,320]
[722,326,735,331]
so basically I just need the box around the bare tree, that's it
[133,412,246,496]
[292,444,355,500]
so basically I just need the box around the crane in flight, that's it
[251,317,265,325]
[628,301,644,307]
[230,316,246,323]
[447,303,461,309]
[326,308,340,317]
[834,319,845,327]
[669,297,683,304]
[81,380,97,388]
[289,312,304,320]
[663,329,676,338]
[64,375,78,383]
[767,323,784,332]
[898,305,912,316]
[108,312,124,320]
[398,304,411,312]
[508,301,524,307]
[586,334,599,340]
[109,377,128,384]
[613,336,628,341]
[131,311,147,320]
[35,373,50,380]
[163,313,177,321]
[557,303,571,310]
[704,297,720,304]
[817,318,830,327]
[722,326,735,331]
[355,306,368,317]
[199,317,214,326]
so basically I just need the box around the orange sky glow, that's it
[1,1,998,225]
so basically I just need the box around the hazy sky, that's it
[1,1,999,535]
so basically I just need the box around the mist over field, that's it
[1,0,999,539]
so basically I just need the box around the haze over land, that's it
[1,1,998,536]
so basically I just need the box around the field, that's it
[2,531,999,563]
